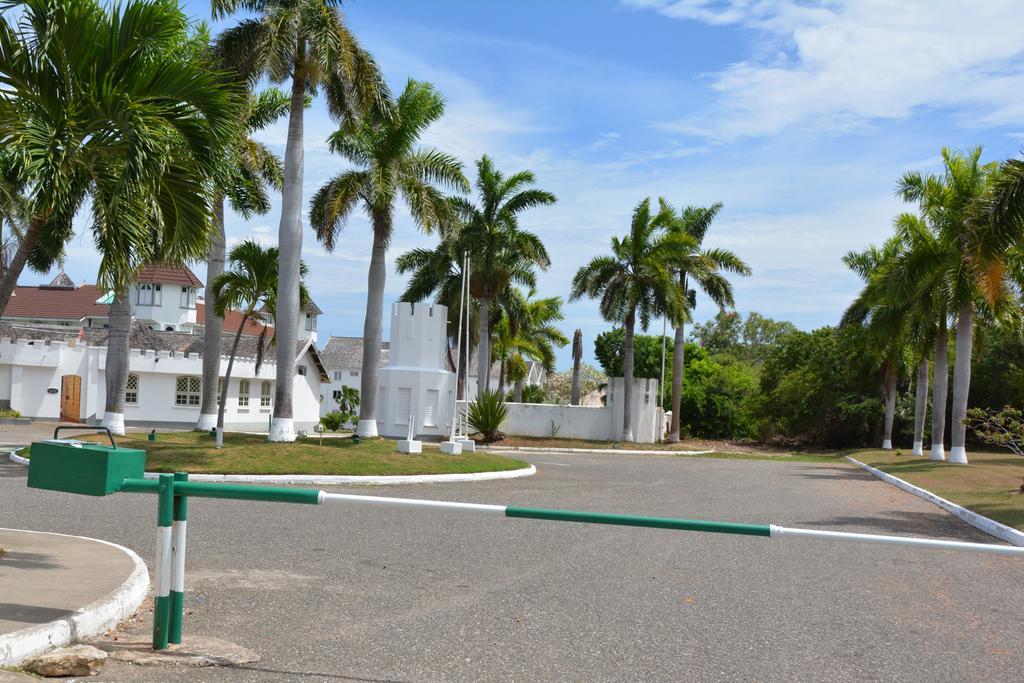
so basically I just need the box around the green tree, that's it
[213,0,387,442]
[663,201,751,442]
[198,87,290,430]
[310,80,468,437]
[492,289,568,401]
[572,198,690,440]
[594,328,673,379]
[211,240,310,447]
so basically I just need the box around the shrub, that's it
[508,383,547,404]
[320,412,343,432]
[967,407,1024,456]
[0,408,21,418]
[468,390,509,443]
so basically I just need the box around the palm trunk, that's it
[513,380,523,403]
[197,197,226,430]
[357,217,388,437]
[0,217,44,316]
[621,312,635,442]
[477,296,490,397]
[669,321,685,443]
[216,315,248,448]
[930,318,949,461]
[949,301,973,464]
[912,358,929,456]
[498,360,506,397]
[269,51,306,443]
[570,328,582,405]
[102,293,131,435]
[882,365,896,449]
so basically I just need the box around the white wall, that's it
[320,367,361,416]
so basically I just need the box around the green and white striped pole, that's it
[152,474,174,650]
[169,472,188,644]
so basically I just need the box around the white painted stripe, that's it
[171,521,187,593]
[155,526,172,597]
[770,525,1024,557]
[137,464,537,486]
[318,492,507,514]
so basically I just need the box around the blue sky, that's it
[44,0,1024,369]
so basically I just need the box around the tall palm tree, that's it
[0,0,237,317]
[211,240,309,447]
[896,147,1019,464]
[570,328,583,405]
[310,80,468,437]
[213,0,387,442]
[198,88,289,430]
[452,156,556,394]
[663,201,751,442]
[571,198,691,441]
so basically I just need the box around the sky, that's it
[37,0,1024,370]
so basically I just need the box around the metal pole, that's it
[169,472,188,644]
[659,317,667,409]
[463,253,472,437]
[152,473,174,650]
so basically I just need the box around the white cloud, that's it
[632,0,1024,139]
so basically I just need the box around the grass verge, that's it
[850,449,1024,531]
[492,435,838,461]
[58,431,530,477]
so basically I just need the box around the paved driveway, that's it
[2,450,1022,681]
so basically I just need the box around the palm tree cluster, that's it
[843,147,1024,464]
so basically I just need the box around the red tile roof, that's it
[196,303,274,338]
[135,264,203,287]
[2,285,110,321]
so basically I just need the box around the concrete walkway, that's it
[0,529,147,665]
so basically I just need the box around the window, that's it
[333,371,342,381]
[175,376,201,406]
[304,313,317,331]
[238,380,250,408]
[332,390,342,402]
[179,286,196,309]
[125,374,139,405]
[297,365,307,376]
[260,381,271,408]
[137,283,162,306]
[350,370,359,378]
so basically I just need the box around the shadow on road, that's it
[797,510,989,541]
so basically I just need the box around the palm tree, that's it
[492,289,568,401]
[663,201,751,442]
[198,88,289,430]
[211,240,310,447]
[896,147,1019,464]
[842,237,909,450]
[0,0,237,317]
[213,0,387,443]
[310,80,468,437]
[571,198,691,441]
[452,156,556,394]
[570,329,583,405]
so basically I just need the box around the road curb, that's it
[0,529,149,666]
[845,456,1024,547]
[8,449,536,485]
[485,445,715,457]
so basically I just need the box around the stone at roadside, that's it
[91,635,259,667]
[22,644,107,677]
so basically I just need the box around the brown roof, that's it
[196,303,274,339]
[136,264,203,287]
[2,285,110,321]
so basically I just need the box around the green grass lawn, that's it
[58,431,529,476]
[850,449,1024,531]
[493,435,839,462]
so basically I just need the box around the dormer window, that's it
[304,313,317,331]
[137,283,162,306]
[179,286,196,309]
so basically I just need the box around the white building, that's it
[0,322,328,431]
[318,336,389,417]
[375,302,455,439]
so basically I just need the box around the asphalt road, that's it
[2,449,1022,681]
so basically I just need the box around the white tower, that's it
[376,302,455,439]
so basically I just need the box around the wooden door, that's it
[60,375,81,423]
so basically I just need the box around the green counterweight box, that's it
[27,436,146,497]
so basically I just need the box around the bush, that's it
[468,390,509,443]
[320,412,343,432]
[508,384,547,404]
[967,407,1024,456]
[0,408,21,418]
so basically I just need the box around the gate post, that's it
[169,471,189,644]
[152,473,174,650]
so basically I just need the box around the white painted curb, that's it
[486,445,715,457]
[845,456,1024,548]
[0,529,149,666]
[9,449,536,485]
